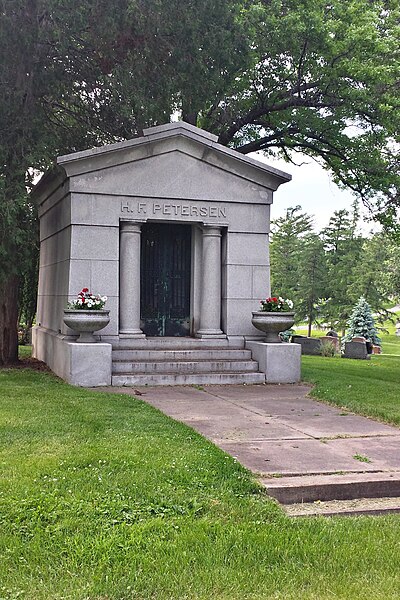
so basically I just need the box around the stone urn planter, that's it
[63,309,110,343]
[251,311,295,343]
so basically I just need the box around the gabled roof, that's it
[33,122,291,204]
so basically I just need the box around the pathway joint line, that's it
[94,383,400,510]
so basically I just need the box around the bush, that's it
[279,328,295,342]
[320,339,337,357]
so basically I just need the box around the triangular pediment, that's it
[69,149,274,204]
[33,122,290,205]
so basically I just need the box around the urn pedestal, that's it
[251,311,295,343]
[63,310,110,343]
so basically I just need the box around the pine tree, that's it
[296,234,327,337]
[343,297,381,346]
[270,206,314,306]
[321,206,363,332]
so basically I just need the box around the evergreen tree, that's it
[380,239,400,301]
[321,206,363,332]
[0,0,250,363]
[296,234,327,336]
[270,206,314,304]
[343,297,381,345]
[350,233,392,325]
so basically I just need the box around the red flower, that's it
[81,288,89,293]
[272,297,278,302]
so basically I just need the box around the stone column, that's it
[196,225,224,338]
[119,221,145,337]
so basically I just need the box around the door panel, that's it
[141,223,191,336]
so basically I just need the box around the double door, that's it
[140,223,191,336]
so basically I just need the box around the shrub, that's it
[320,339,337,357]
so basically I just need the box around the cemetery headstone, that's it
[320,336,340,353]
[342,338,370,360]
[291,336,322,355]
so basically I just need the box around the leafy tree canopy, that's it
[0,0,399,361]
[202,0,400,226]
[3,1,397,222]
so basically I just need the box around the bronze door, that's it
[140,223,191,336]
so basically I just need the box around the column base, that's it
[119,330,146,338]
[195,329,226,339]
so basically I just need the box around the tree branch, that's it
[218,80,323,144]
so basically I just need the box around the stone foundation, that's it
[246,341,301,383]
[32,326,112,386]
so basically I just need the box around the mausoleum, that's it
[32,122,300,386]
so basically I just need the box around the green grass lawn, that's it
[301,332,400,425]
[1,358,400,599]
[295,309,400,340]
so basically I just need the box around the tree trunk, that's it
[0,275,19,364]
[307,313,313,337]
[182,99,198,126]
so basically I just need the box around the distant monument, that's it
[32,122,300,386]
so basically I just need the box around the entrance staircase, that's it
[111,337,265,386]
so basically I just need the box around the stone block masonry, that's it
[31,122,295,386]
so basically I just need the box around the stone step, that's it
[113,337,245,350]
[261,471,400,505]
[284,496,400,517]
[112,358,258,374]
[112,349,253,362]
[112,371,266,386]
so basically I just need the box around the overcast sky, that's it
[252,152,378,234]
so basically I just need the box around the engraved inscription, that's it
[121,200,226,219]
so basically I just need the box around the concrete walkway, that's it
[104,383,400,515]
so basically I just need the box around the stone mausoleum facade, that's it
[32,122,300,386]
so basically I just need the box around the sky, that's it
[251,151,378,235]
[32,123,378,235]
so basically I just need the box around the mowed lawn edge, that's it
[301,335,400,427]
[0,359,399,598]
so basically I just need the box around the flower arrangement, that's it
[259,296,293,312]
[67,288,108,310]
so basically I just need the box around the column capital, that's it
[201,225,222,237]
[120,221,143,234]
